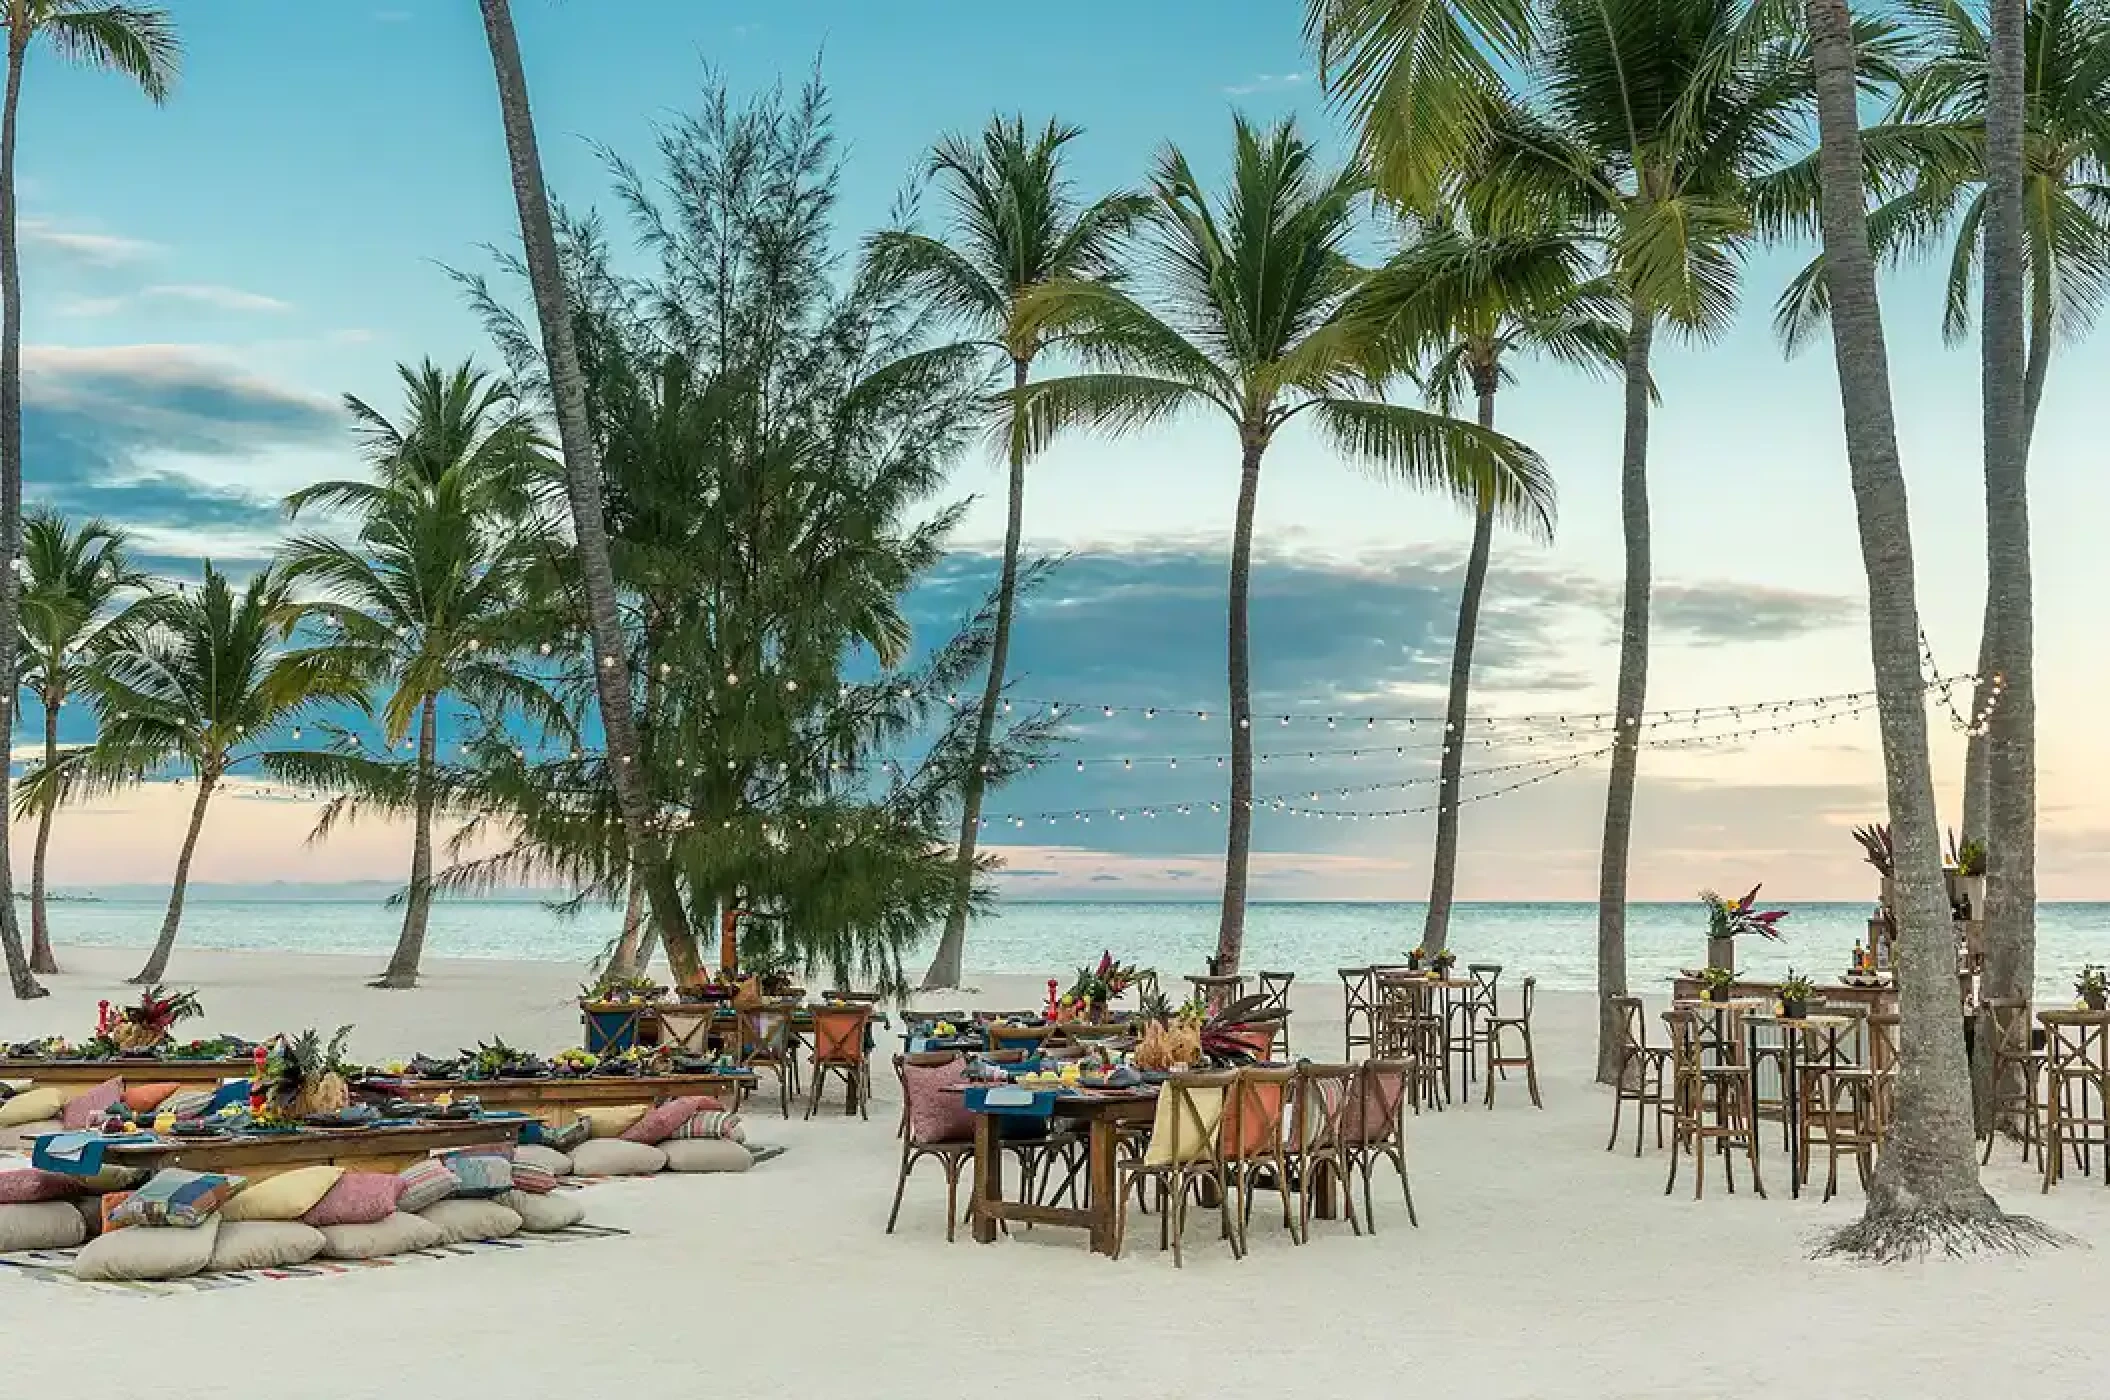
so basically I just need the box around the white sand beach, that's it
[3,946,2106,1400]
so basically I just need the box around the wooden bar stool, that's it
[1338,967,1376,1060]
[1374,972,1445,1112]
[1867,1012,1900,1139]
[2039,1010,2110,1191]
[1663,1009,1766,1200]
[1605,995,1674,1155]
[1257,971,1295,1056]
[1793,1018,1875,1201]
[1482,977,1541,1108]
[1980,997,2043,1164]
[1449,963,1501,1087]
[1188,973,1247,1016]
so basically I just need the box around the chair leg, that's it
[885,1147,915,1235]
[1607,1063,1627,1152]
[1523,1027,1541,1107]
[942,1160,960,1243]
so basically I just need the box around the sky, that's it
[11,0,2107,904]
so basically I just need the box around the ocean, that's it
[24,895,2107,1002]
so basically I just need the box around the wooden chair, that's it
[1482,976,1541,1108]
[2040,1010,2110,1191]
[988,1022,1057,1058]
[1793,1018,1875,1201]
[1223,1065,1299,1251]
[896,1050,961,1139]
[1448,962,1501,1087]
[1338,967,1376,1061]
[1257,971,1295,1055]
[1374,972,1445,1111]
[1114,1069,1241,1267]
[1187,973,1247,1016]
[1662,1009,1765,1200]
[1289,1062,1361,1243]
[736,1004,800,1118]
[806,1003,875,1120]
[1335,1059,1416,1232]
[824,989,884,1004]
[1606,995,1674,1155]
[885,1055,974,1241]
[1980,997,2043,1164]
[1867,1012,1901,1138]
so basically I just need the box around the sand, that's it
[2,944,2105,1399]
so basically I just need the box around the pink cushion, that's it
[61,1078,124,1130]
[902,1061,974,1145]
[299,1171,404,1227]
[0,1168,85,1203]
[620,1096,721,1145]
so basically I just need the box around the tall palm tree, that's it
[37,563,364,985]
[16,507,154,973]
[1018,115,1554,974]
[1346,206,1622,955]
[864,116,1148,992]
[1803,0,2056,1259]
[282,361,563,990]
[475,0,698,981]
[0,1,178,1001]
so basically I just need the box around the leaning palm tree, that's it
[282,360,564,989]
[41,563,364,985]
[0,2,179,1001]
[865,116,1148,992]
[1346,205,1623,955]
[1802,0,2058,1260]
[1018,115,1554,974]
[475,0,697,978]
[15,507,157,973]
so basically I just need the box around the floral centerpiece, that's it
[259,1026,355,1121]
[1777,970,1816,1020]
[2078,965,2108,1012]
[1698,965,1738,1004]
[1053,951,1141,1022]
[1700,885,1788,974]
[98,986,203,1053]
[1429,950,1458,979]
[579,972,667,1006]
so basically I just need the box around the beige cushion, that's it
[317,1211,445,1261]
[207,1221,325,1272]
[221,1166,343,1222]
[660,1139,753,1174]
[496,1188,583,1232]
[1141,1087,1225,1167]
[0,1199,88,1252]
[568,1138,666,1176]
[576,1104,649,1139]
[416,1198,521,1245]
[74,1216,219,1281]
[0,1088,62,1128]
[0,1117,62,1153]
[512,1143,572,1178]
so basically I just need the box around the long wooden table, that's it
[84,1120,521,1180]
[970,1090,1156,1256]
[369,1072,754,1121]
[0,1058,250,1090]
[1670,976,1898,1016]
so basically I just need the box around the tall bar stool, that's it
[2039,1010,2110,1191]
[1481,977,1540,1108]
[1663,1008,1766,1200]
[1374,971,1445,1112]
[1257,971,1295,1056]
[1866,1012,1901,1139]
[1980,997,2043,1164]
[1793,1016,1875,1201]
[1445,963,1501,1088]
[1606,995,1675,1155]
[1339,967,1376,1061]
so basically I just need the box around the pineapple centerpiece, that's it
[100,986,204,1054]
[260,1026,355,1121]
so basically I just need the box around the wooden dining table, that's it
[967,1089,1157,1256]
[0,1057,252,1090]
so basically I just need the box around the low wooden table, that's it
[368,1072,754,1121]
[970,1090,1157,1256]
[89,1120,521,1179]
[0,1058,251,1090]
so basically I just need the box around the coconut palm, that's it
[0,2,178,1001]
[281,360,564,990]
[1345,205,1622,955]
[32,563,365,985]
[474,0,697,977]
[1017,115,1554,974]
[864,116,1148,992]
[14,508,156,973]
[1802,0,2057,1260]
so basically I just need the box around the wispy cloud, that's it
[1224,72,1307,96]
[143,284,293,314]
[21,218,159,267]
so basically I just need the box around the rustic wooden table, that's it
[90,1119,522,1179]
[0,1058,250,1089]
[969,1090,1156,1256]
[372,1072,755,1119]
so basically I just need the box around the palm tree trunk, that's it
[926,355,1031,990]
[1595,306,1652,1084]
[28,690,59,974]
[477,0,698,984]
[1806,0,2054,1259]
[611,877,649,977]
[372,695,439,989]
[1420,375,1498,956]
[1215,437,1264,975]
[132,775,216,986]
[0,30,41,1001]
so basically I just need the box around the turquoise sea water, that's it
[26,896,2108,1001]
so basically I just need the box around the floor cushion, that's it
[568,1138,666,1176]
[74,1163,149,1193]
[98,1192,135,1234]
[667,1110,746,1143]
[417,1197,521,1245]
[0,1088,62,1129]
[317,1211,446,1261]
[620,1095,720,1145]
[300,1171,403,1228]
[111,1169,245,1228]
[60,1077,124,1130]
[0,1168,85,1204]
[437,1147,512,1198]
[122,1083,183,1114]
[207,1221,325,1272]
[508,1160,558,1195]
[222,1165,343,1222]
[74,1216,219,1281]
[496,1188,583,1232]
[0,1200,88,1252]
[660,1139,754,1174]
[395,1158,460,1212]
[512,1143,571,1178]
[577,1104,649,1139]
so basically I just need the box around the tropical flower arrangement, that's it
[1701,886,1789,942]
[1777,970,1817,1019]
[1698,966,1739,1002]
[2077,965,2108,1011]
[580,972,667,1005]
[1053,951,1142,1021]
[97,985,204,1052]
[260,1026,355,1120]
[1852,823,1894,880]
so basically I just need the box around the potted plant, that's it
[2078,965,2108,1012]
[1700,885,1789,974]
[1405,948,1425,972]
[1430,950,1458,980]
[1777,970,1816,1021]
[1853,822,1895,910]
[1945,830,1987,919]
[1700,966,1738,1004]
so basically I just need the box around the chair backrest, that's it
[1224,1065,1296,1160]
[1662,1009,1705,1074]
[1257,971,1295,1009]
[1187,974,1247,1015]
[1516,976,1536,1021]
[1985,997,2033,1057]
[1345,1059,1411,1145]
[738,1005,794,1059]
[1141,1070,1236,1168]
[824,989,884,1004]
[1612,996,1648,1054]
[982,1049,1029,1065]
[901,1049,962,1070]
[1467,963,1503,1016]
[1291,1062,1358,1152]
[812,1004,874,1064]
[2042,1011,2110,1074]
[989,1023,1056,1055]
[907,1009,969,1028]
[893,1054,968,1147]
[1338,967,1375,1015]
[1867,1013,1901,1075]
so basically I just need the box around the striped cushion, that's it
[438,1147,513,1199]
[667,1111,746,1143]
[158,1090,216,1121]
[395,1158,460,1213]
[109,1169,245,1228]
[508,1161,559,1195]
[61,1077,124,1130]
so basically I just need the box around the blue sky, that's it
[14,0,2108,901]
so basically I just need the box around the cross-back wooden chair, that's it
[2040,1010,2110,1191]
[1482,976,1541,1108]
[1341,1059,1417,1231]
[886,1054,974,1241]
[1256,972,1295,1055]
[1373,972,1445,1111]
[1606,995,1674,1156]
[737,1003,801,1118]
[1224,1065,1298,1251]
[1980,997,2042,1164]
[1662,1008,1765,1201]
[1867,1012,1901,1138]
[1338,967,1376,1061]
[1114,1069,1240,1267]
[806,1002,875,1121]
[1290,1061,1361,1243]
[988,1022,1057,1058]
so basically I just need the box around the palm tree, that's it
[1346,206,1622,955]
[281,361,562,990]
[474,0,698,981]
[864,116,1148,992]
[37,563,364,985]
[1803,0,2057,1259]
[0,1,178,1001]
[16,507,154,973]
[1018,115,1554,974]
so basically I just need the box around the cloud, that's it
[1652,581,1857,642]
[1224,72,1308,96]
[144,284,293,314]
[21,218,159,267]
